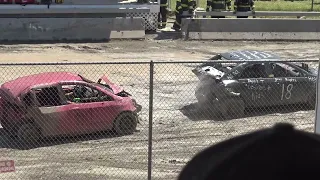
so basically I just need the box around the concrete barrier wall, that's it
[0,18,145,42]
[181,18,320,40]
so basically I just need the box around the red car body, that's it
[0,72,141,139]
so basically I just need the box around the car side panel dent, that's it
[221,80,241,97]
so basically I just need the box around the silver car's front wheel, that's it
[218,98,245,120]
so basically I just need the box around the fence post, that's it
[311,0,314,11]
[314,59,320,133]
[314,58,320,134]
[148,60,154,180]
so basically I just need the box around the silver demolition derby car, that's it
[192,50,318,119]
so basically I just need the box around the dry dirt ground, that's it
[0,38,319,180]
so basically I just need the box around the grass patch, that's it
[256,1,319,11]
[168,0,320,11]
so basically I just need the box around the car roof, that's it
[1,72,83,98]
[220,50,280,61]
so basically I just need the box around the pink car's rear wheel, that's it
[17,123,41,148]
[113,112,138,136]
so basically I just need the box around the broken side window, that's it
[62,84,113,103]
[270,63,302,77]
[35,87,63,107]
[238,63,268,79]
[22,92,34,107]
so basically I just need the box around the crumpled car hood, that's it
[99,75,124,95]
[192,66,225,80]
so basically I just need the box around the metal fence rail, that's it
[0,59,318,180]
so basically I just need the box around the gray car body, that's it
[192,50,317,110]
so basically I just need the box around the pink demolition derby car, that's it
[0,72,142,145]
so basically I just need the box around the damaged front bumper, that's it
[132,99,142,113]
[195,79,240,106]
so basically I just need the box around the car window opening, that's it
[22,93,34,107]
[239,64,268,79]
[35,87,63,107]
[62,84,113,103]
[271,63,301,77]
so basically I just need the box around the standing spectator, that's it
[158,0,168,29]
[172,0,196,31]
[233,0,255,18]
[205,0,232,18]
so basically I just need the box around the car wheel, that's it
[1,120,15,136]
[113,112,138,136]
[219,98,245,120]
[17,123,41,148]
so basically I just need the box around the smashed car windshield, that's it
[93,83,114,93]
[77,74,114,93]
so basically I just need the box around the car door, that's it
[269,62,310,106]
[58,100,96,135]
[60,83,101,134]
[234,62,274,108]
[86,89,120,132]
[29,85,80,137]
[61,82,120,133]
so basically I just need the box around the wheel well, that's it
[221,95,245,104]
[19,119,42,135]
[113,111,136,126]
[234,95,246,107]
[225,96,245,111]
[115,111,135,119]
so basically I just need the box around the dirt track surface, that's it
[0,38,319,180]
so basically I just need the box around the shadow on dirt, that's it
[0,129,139,150]
[179,102,314,121]
[147,31,182,40]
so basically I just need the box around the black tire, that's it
[219,98,245,120]
[1,121,14,136]
[17,123,41,148]
[113,112,138,136]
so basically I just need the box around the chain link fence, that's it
[0,59,317,179]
